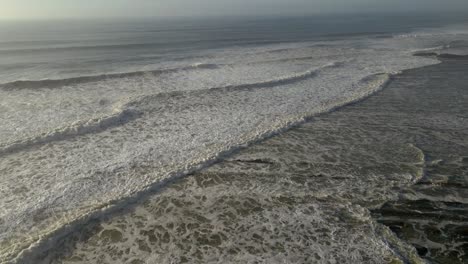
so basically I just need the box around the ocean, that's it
[0,13,467,263]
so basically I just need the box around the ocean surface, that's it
[0,13,468,263]
[44,56,468,264]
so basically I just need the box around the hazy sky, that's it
[1,0,468,20]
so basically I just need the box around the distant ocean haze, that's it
[0,13,467,82]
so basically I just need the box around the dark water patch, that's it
[233,159,275,164]
[413,52,438,57]
[438,53,468,59]
[370,57,468,264]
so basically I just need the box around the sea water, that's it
[1,13,468,263]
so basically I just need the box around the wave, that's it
[0,41,204,54]
[411,45,451,56]
[0,62,341,157]
[0,57,339,91]
[9,70,395,264]
[221,61,343,91]
[122,62,347,111]
[437,53,468,59]
[0,62,342,157]
[248,56,318,65]
[0,106,142,157]
[393,32,452,39]
[0,63,221,90]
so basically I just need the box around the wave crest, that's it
[0,63,221,90]
[0,107,142,156]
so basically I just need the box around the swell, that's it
[0,106,142,157]
[0,63,221,90]
[9,70,395,264]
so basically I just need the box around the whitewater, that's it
[1,16,468,263]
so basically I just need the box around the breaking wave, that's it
[0,62,343,156]
[0,63,221,90]
[0,107,142,156]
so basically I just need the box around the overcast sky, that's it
[1,0,468,20]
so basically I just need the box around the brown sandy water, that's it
[39,56,467,264]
